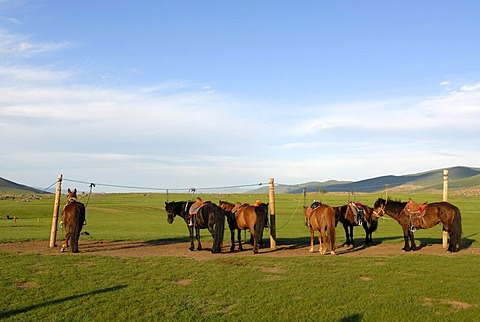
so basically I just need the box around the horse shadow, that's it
[0,285,127,319]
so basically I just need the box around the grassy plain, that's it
[1,192,479,321]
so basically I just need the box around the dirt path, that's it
[0,240,477,259]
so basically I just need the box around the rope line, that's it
[276,197,302,231]
[63,178,266,192]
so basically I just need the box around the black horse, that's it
[334,203,378,247]
[165,201,225,253]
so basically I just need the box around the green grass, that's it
[1,192,480,321]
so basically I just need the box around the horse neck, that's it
[385,201,407,219]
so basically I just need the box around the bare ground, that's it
[0,239,478,259]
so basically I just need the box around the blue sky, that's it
[1,1,480,192]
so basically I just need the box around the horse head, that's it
[165,201,178,224]
[66,188,78,204]
[372,198,387,218]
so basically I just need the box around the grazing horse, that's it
[303,203,336,255]
[61,188,86,253]
[334,202,378,247]
[373,198,462,252]
[165,201,225,253]
[219,200,268,254]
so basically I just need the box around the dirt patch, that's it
[0,240,478,259]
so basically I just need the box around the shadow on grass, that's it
[0,285,127,319]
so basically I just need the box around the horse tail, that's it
[70,203,85,253]
[327,207,336,253]
[212,206,225,253]
[254,205,267,248]
[450,206,463,250]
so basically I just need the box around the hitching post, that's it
[49,174,63,248]
[442,169,449,249]
[268,178,277,250]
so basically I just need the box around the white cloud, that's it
[0,29,72,56]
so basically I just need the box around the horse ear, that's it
[68,188,72,193]
[73,188,77,193]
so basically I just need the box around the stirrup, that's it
[410,225,417,233]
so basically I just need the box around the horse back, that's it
[310,205,335,228]
[235,205,256,230]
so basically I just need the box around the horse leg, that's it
[230,229,235,252]
[188,226,195,251]
[349,225,355,248]
[249,227,258,254]
[343,223,350,246]
[409,231,419,251]
[402,227,411,251]
[61,226,70,252]
[309,231,315,252]
[319,230,326,255]
[237,229,243,251]
[196,227,202,251]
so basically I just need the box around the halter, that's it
[372,200,387,218]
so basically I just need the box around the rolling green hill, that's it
[0,177,47,195]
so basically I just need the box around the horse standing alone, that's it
[61,188,86,253]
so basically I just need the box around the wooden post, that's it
[303,187,307,208]
[49,174,63,248]
[442,169,449,249]
[268,178,277,250]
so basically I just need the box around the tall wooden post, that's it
[268,178,277,250]
[303,187,307,208]
[442,170,449,249]
[49,174,63,248]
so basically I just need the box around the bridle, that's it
[372,200,387,218]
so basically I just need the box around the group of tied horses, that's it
[60,188,463,255]
[164,199,269,254]
[304,198,462,254]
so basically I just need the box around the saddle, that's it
[189,200,211,216]
[404,199,428,216]
[348,201,364,225]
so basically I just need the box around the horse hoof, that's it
[330,251,336,255]
[309,248,314,253]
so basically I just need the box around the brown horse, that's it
[304,203,336,255]
[373,198,462,252]
[334,202,378,247]
[219,200,268,254]
[60,188,86,253]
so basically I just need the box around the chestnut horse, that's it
[334,203,378,247]
[303,203,336,255]
[165,201,225,253]
[219,201,268,254]
[60,188,86,253]
[373,198,462,252]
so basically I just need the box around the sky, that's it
[1,1,480,193]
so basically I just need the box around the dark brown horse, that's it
[165,201,225,253]
[334,202,378,247]
[219,200,268,254]
[60,188,86,253]
[303,204,336,255]
[373,198,462,252]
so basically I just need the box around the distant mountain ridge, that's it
[249,166,480,194]
[2,166,480,195]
